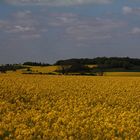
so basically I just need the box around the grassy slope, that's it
[104,72,140,77]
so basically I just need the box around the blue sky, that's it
[0,0,140,64]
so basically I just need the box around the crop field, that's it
[104,72,140,77]
[0,74,140,139]
[30,66,58,73]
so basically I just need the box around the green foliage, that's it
[0,64,26,73]
[23,62,50,66]
[55,57,140,69]
[56,63,91,74]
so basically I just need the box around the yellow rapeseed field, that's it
[30,66,58,73]
[0,74,140,139]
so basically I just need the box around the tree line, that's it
[23,62,50,66]
[0,62,50,73]
[1,57,140,74]
[0,64,26,73]
[55,57,140,68]
[55,57,140,75]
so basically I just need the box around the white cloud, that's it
[48,13,78,27]
[0,8,125,42]
[5,0,112,6]
[6,25,34,33]
[131,27,140,34]
[122,6,140,15]
[0,10,48,40]
[65,18,125,41]
[122,6,132,14]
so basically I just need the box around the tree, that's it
[122,61,132,70]
[68,63,90,73]
[27,67,32,72]
[57,65,70,75]
[0,67,7,73]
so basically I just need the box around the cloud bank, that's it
[5,0,112,6]
[123,6,140,15]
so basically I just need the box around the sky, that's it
[0,0,140,64]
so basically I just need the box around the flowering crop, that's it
[0,74,140,139]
